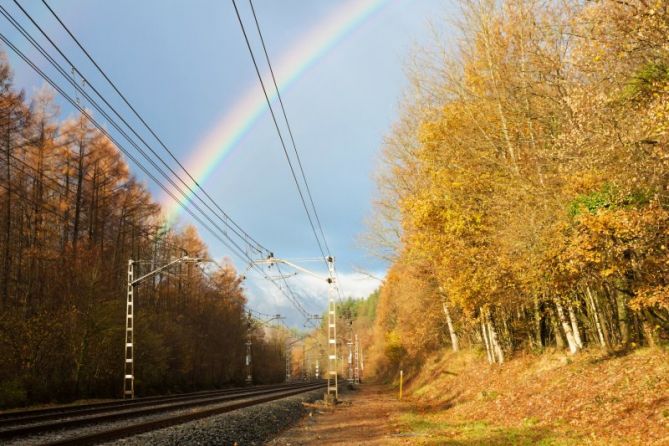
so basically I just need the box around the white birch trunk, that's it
[481,316,494,364]
[488,320,505,364]
[442,300,459,352]
[568,305,584,349]
[476,2,518,171]
[586,286,607,348]
[555,300,579,354]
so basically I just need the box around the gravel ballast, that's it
[108,389,324,446]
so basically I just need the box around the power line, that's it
[247,0,331,256]
[0,70,309,319]
[244,0,349,303]
[230,0,328,267]
[24,1,319,319]
[1,5,318,324]
[0,29,254,267]
[0,6,288,288]
[37,0,268,256]
[11,0,267,257]
[274,263,318,328]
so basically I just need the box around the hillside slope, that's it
[398,348,669,445]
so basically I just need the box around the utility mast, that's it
[253,255,339,399]
[245,312,282,385]
[125,256,203,399]
[354,334,360,384]
[325,256,338,398]
[360,345,365,381]
[285,339,292,382]
[347,339,354,383]
[245,340,253,384]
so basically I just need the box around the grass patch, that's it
[398,411,587,445]
[414,383,436,398]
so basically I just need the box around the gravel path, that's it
[107,389,324,446]
[268,385,405,446]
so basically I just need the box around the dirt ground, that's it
[266,348,669,445]
[266,384,412,446]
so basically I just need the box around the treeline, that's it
[0,54,285,408]
[367,0,669,376]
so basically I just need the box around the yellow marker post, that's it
[399,369,403,400]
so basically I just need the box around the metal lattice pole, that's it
[360,347,364,382]
[285,341,292,382]
[251,255,336,395]
[245,340,253,384]
[122,255,204,398]
[327,257,338,399]
[354,334,360,384]
[124,259,135,399]
[347,340,354,383]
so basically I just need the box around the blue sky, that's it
[2,0,455,324]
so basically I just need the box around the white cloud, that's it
[243,269,384,327]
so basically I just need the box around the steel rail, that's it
[0,382,289,425]
[44,383,326,446]
[0,382,324,442]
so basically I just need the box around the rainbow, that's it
[162,0,393,223]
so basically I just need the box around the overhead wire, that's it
[0,7,299,300]
[32,0,319,321]
[0,29,256,270]
[12,0,267,257]
[229,0,328,267]
[2,3,322,324]
[242,0,350,302]
[37,0,269,256]
[246,0,331,257]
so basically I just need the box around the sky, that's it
[2,0,456,325]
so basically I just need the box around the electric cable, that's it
[230,0,328,267]
[13,0,268,256]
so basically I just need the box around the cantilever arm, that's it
[131,256,202,286]
[253,257,333,283]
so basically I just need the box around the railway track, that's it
[0,381,326,445]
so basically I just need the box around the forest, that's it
[0,55,288,408]
[363,0,669,377]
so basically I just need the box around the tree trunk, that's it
[555,300,579,354]
[3,126,11,306]
[586,286,607,348]
[568,305,583,349]
[533,295,543,349]
[72,136,85,254]
[481,311,494,364]
[442,299,459,352]
[486,309,504,364]
[615,289,630,348]
[641,311,657,348]
[488,321,504,364]
[548,306,565,349]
